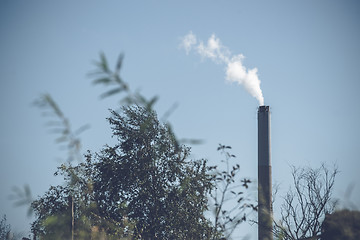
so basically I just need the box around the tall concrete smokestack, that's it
[258,106,273,240]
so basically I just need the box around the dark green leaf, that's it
[93,77,112,85]
[116,53,124,72]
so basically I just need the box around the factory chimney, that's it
[258,106,273,240]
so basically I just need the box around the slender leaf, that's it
[116,53,124,72]
[100,88,124,99]
[93,77,112,85]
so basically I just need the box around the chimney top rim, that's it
[258,105,270,112]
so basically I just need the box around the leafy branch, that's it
[9,95,89,218]
[33,94,89,163]
[209,144,256,239]
[8,185,33,217]
[89,52,201,148]
[89,52,158,110]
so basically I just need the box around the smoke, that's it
[180,32,264,106]
[181,32,197,55]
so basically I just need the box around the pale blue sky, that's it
[1,1,360,238]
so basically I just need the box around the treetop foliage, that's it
[89,105,216,239]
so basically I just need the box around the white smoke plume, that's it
[180,32,264,106]
[180,31,197,55]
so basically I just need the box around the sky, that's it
[1,0,360,238]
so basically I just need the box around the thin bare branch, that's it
[273,164,338,240]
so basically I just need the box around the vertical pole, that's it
[71,195,74,240]
[258,106,273,240]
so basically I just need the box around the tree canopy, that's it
[31,105,227,239]
[89,106,216,239]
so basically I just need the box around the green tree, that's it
[29,105,218,239]
[88,105,216,239]
[0,215,11,240]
